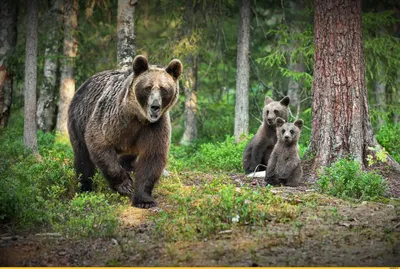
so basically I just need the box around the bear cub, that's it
[68,55,182,208]
[265,117,303,187]
[242,96,290,174]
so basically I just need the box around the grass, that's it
[153,176,298,242]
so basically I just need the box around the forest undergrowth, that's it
[0,111,399,266]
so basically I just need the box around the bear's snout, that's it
[267,118,275,125]
[147,90,162,122]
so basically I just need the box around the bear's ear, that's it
[132,55,149,76]
[280,96,290,107]
[166,59,183,80]
[275,117,285,127]
[264,96,273,106]
[294,119,304,130]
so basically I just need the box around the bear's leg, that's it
[119,155,137,172]
[73,143,96,192]
[132,152,166,208]
[68,120,95,192]
[88,145,134,196]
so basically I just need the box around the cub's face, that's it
[127,55,183,123]
[263,96,290,126]
[275,117,303,145]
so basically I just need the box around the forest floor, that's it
[1,171,400,267]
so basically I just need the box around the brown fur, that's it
[242,96,290,174]
[68,55,182,208]
[265,117,303,187]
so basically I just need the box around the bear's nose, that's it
[151,105,160,113]
[284,135,290,140]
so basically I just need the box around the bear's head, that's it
[124,55,183,123]
[263,96,290,127]
[275,117,303,145]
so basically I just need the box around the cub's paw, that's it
[132,193,157,209]
[114,178,134,196]
[265,176,280,186]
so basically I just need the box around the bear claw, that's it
[114,179,134,196]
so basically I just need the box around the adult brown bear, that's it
[68,55,182,208]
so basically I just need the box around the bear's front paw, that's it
[132,193,157,209]
[114,178,134,196]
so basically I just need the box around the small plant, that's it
[366,145,389,166]
[316,158,387,201]
[376,123,400,163]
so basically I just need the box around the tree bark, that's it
[37,0,63,132]
[310,0,378,169]
[56,0,78,135]
[180,55,198,145]
[23,0,39,152]
[117,0,136,69]
[0,0,18,128]
[234,0,252,142]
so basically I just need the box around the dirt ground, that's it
[1,173,400,266]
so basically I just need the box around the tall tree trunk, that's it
[0,0,18,128]
[373,71,386,127]
[310,0,399,172]
[180,55,198,145]
[56,0,78,135]
[23,0,39,152]
[117,0,137,69]
[234,0,252,142]
[287,62,306,118]
[179,0,199,145]
[37,0,63,132]
[286,0,307,119]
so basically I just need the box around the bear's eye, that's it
[266,110,269,115]
[160,87,166,92]
[281,129,285,134]
[290,130,294,135]
[274,110,279,115]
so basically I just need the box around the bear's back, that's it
[68,68,133,137]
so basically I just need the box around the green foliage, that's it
[46,192,120,238]
[376,123,400,163]
[316,158,388,201]
[0,112,121,236]
[366,145,389,166]
[153,177,297,241]
[169,136,248,172]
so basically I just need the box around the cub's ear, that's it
[132,55,149,76]
[275,117,285,127]
[280,96,290,107]
[265,96,273,106]
[166,59,183,80]
[294,119,304,130]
